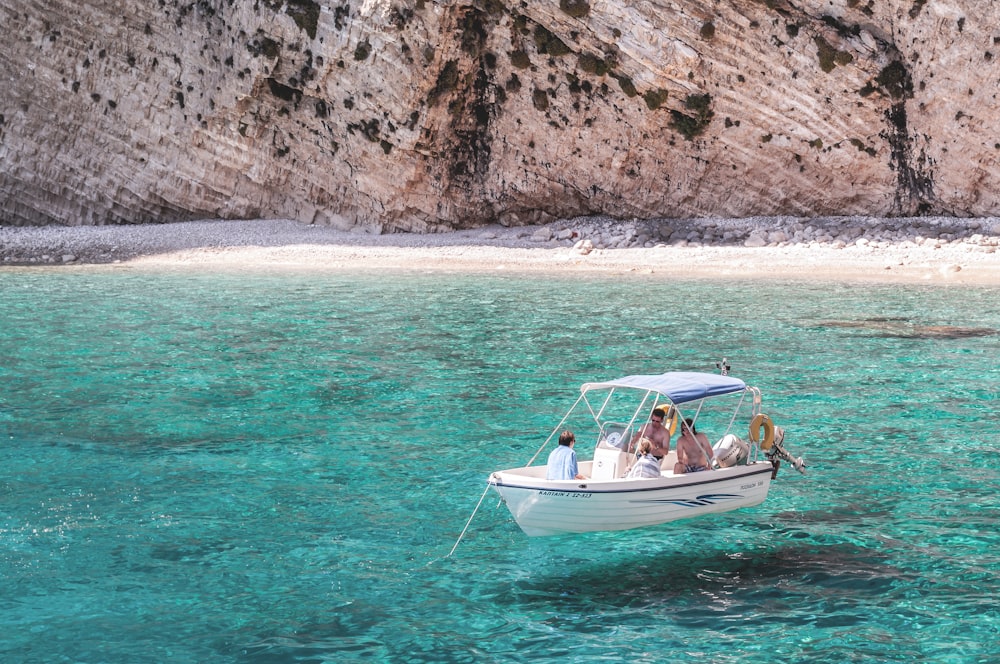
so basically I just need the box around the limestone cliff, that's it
[2,0,999,229]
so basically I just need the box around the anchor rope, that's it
[446,480,493,557]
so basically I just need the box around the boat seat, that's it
[592,422,632,479]
[592,446,630,479]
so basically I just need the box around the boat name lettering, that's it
[539,491,593,498]
[740,481,759,490]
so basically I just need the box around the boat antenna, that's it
[716,357,731,375]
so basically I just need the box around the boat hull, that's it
[488,462,774,536]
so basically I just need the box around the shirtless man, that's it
[632,407,672,459]
[673,418,715,474]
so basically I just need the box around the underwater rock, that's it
[816,318,997,339]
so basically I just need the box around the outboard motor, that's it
[766,426,806,474]
[713,433,750,468]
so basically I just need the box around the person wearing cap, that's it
[631,407,672,459]
[673,418,714,474]
[546,430,586,480]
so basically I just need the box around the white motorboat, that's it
[487,366,805,536]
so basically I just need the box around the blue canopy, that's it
[580,372,747,405]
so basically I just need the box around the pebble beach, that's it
[2,216,999,284]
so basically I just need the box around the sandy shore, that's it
[2,217,999,284]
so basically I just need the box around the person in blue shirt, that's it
[546,430,586,480]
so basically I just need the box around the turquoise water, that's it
[1,268,998,663]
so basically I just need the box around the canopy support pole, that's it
[525,393,585,467]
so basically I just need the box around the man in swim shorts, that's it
[673,418,715,474]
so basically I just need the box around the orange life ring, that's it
[749,413,776,450]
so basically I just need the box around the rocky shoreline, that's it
[1,216,998,284]
[2,215,999,263]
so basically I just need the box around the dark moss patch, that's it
[267,78,302,103]
[512,13,529,34]
[669,93,713,140]
[532,88,550,111]
[286,0,320,39]
[876,61,913,100]
[347,118,381,142]
[534,25,570,56]
[248,35,281,59]
[751,0,786,11]
[354,40,371,61]
[578,52,608,75]
[559,0,590,18]
[566,72,581,93]
[821,14,860,38]
[548,39,572,57]
[614,74,637,97]
[459,8,488,56]
[908,0,928,18]
[389,6,414,28]
[480,0,505,15]
[700,21,715,40]
[643,88,668,110]
[427,60,459,106]
[814,36,852,72]
[333,3,350,30]
[510,50,530,69]
[849,137,877,156]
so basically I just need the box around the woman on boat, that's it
[627,438,662,479]
[673,418,715,474]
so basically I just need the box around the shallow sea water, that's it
[1,268,998,663]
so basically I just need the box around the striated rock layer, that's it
[2,0,999,229]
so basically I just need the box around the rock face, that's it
[2,0,999,229]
